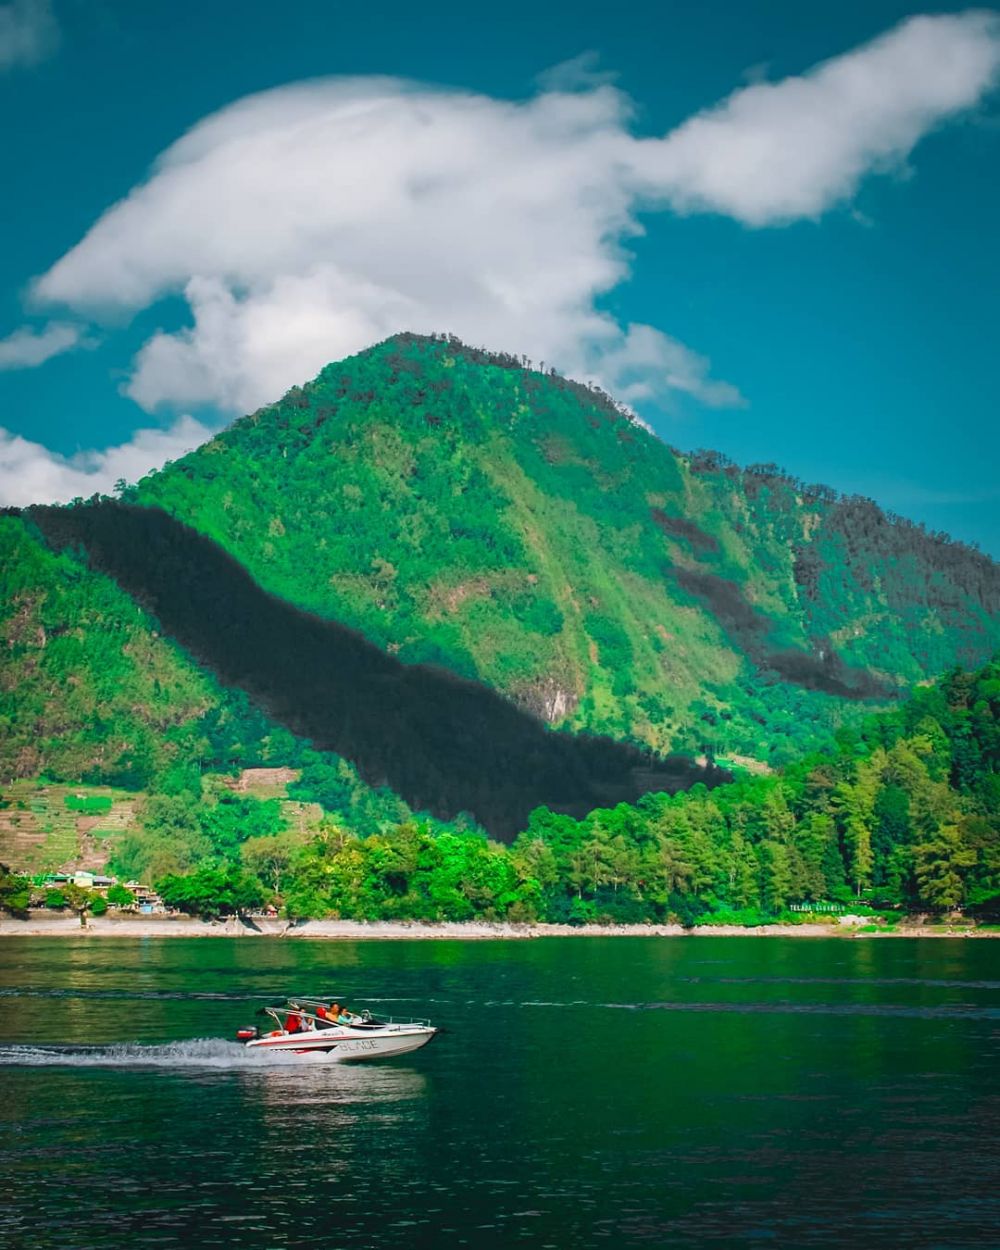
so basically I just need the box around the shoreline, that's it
[0,914,995,940]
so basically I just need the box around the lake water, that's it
[1,936,997,1250]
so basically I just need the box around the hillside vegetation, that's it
[292,658,994,923]
[2,333,997,866]
[14,659,989,926]
[172,658,995,924]
[130,333,999,764]
[0,513,425,856]
[24,502,725,836]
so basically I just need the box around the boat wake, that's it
[0,1038,320,1069]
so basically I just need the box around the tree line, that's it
[9,659,987,926]
[2,660,995,925]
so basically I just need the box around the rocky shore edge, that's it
[1,913,995,939]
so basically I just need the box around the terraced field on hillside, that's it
[0,783,140,874]
[0,770,322,876]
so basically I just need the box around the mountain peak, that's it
[125,335,998,768]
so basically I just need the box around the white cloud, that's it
[22,11,1000,426]
[0,0,57,71]
[127,269,422,414]
[0,415,213,506]
[634,10,1000,225]
[34,79,651,413]
[0,321,83,370]
[597,324,747,409]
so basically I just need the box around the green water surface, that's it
[1,935,997,1249]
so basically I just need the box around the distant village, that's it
[31,871,164,913]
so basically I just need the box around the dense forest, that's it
[154,660,1000,923]
[6,660,989,926]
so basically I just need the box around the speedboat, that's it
[235,997,438,1062]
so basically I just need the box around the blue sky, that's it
[1,0,999,554]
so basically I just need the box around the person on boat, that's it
[284,1010,303,1033]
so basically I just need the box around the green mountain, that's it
[2,333,997,861]
[129,332,997,763]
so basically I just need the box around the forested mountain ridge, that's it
[2,333,997,878]
[127,332,999,764]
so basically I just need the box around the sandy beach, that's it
[1,913,994,939]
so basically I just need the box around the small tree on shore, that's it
[0,864,31,916]
[63,884,96,928]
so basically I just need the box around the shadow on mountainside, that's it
[672,568,892,700]
[23,502,729,839]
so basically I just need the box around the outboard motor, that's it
[235,1026,259,1044]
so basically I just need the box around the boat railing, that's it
[362,1014,433,1028]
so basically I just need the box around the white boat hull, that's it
[244,1024,436,1063]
